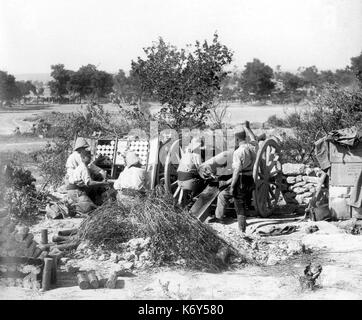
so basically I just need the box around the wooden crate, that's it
[329,141,362,220]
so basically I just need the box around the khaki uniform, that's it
[114,166,147,203]
[215,141,258,219]
[177,150,204,195]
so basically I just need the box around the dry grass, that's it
[78,193,235,271]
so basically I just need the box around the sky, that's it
[0,0,361,75]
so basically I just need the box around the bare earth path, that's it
[1,220,361,300]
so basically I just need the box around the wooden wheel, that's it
[164,139,182,194]
[253,137,283,217]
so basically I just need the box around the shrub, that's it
[266,114,287,128]
[280,85,362,165]
[0,163,49,222]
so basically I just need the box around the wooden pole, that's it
[32,247,42,258]
[38,251,48,260]
[41,229,48,244]
[54,241,80,251]
[41,258,53,291]
[26,241,37,257]
[106,272,118,289]
[77,273,90,290]
[48,253,60,285]
[23,233,34,248]
[38,243,54,251]
[87,271,99,289]
[52,235,73,243]
[58,229,78,237]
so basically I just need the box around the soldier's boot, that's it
[237,214,247,233]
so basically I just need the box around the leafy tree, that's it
[350,51,362,85]
[334,68,356,87]
[0,70,19,103]
[37,87,45,95]
[240,59,275,100]
[69,64,113,102]
[279,72,305,92]
[131,33,233,129]
[15,80,37,97]
[299,66,320,87]
[113,69,143,104]
[48,64,73,99]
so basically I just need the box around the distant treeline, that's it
[1,43,361,106]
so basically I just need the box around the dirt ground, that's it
[1,217,362,300]
[1,103,361,300]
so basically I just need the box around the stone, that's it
[291,181,307,188]
[282,164,306,176]
[283,192,297,200]
[77,241,89,251]
[127,238,147,250]
[124,252,135,261]
[304,182,315,189]
[98,254,107,261]
[139,251,151,261]
[140,237,151,249]
[293,187,307,194]
[308,187,316,193]
[303,197,313,204]
[119,261,134,270]
[301,191,313,198]
[48,247,62,256]
[60,257,69,264]
[286,176,296,184]
[303,176,322,184]
[295,195,304,204]
[110,253,119,263]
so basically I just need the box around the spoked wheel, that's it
[164,139,181,195]
[253,137,283,217]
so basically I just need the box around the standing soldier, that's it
[214,121,258,233]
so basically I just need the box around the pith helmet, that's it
[125,151,141,168]
[74,137,90,151]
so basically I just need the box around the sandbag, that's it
[45,202,69,219]
[74,195,97,214]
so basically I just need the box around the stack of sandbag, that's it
[281,163,326,206]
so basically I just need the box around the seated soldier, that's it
[67,150,107,213]
[114,151,147,203]
[65,137,106,185]
[177,137,205,200]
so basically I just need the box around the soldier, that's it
[65,137,106,184]
[214,121,258,233]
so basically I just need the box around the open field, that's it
[0,102,307,137]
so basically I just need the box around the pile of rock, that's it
[0,214,51,290]
[0,262,42,290]
[281,163,325,206]
[0,216,45,259]
[71,237,153,272]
